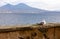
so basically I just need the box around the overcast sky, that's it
[0,0,60,11]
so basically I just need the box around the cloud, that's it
[0,0,60,11]
[24,0,60,11]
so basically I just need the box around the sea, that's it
[0,13,60,25]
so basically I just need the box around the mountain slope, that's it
[0,3,60,13]
[0,3,47,13]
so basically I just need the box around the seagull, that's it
[40,19,46,25]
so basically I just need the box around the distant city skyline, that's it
[0,0,60,11]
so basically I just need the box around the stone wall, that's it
[0,26,60,39]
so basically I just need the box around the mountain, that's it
[0,3,48,13]
[0,3,60,13]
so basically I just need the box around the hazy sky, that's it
[0,0,60,11]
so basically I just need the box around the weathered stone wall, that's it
[47,27,60,39]
[0,27,43,39]
[0,26,60,39]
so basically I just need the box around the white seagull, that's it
[40,19,46,25]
